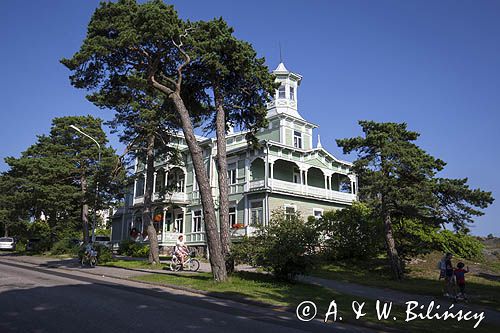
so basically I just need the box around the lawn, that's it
[132,271,497,332]
[313,251,500,312]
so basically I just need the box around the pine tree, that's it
[337,121,494,279]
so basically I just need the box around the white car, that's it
[93,236,111,248]
[0,237,16,250]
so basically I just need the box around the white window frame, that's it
[249,200,264,226]
[278,85,286,99]
[227,162,237,185]
[313,208,324,220]
[229,206,237,228]
[174,212,184,233]
[284,204,297,220]
[289,86,295,101]
[192,210,203,233]
[293,131,302,149]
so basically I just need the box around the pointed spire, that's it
[317,134,322,149]
[274,62,288,72]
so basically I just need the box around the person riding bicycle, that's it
[84,242,94,257]
[174,235,189,269]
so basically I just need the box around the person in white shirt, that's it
[175,235,189,269]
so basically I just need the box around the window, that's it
[284,205,296,220]
[135,175,145,197]
[278,85,286,99]
[290,86,295,100]
[167,170,185,192]
[229,207,237,228]
[313,208,324,220]
[293,168,301,184]
[165,212,172,232]
[174,213,184,233]
[227,163,237,185]
[155,170,165,193]
[293,131,302,149]
[250,200,264,225]
[192,210,202,232]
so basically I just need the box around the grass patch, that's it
[103,259,169,271]
[313,252,500,312]
[132,271,497,332]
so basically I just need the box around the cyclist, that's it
[174,235,189,269]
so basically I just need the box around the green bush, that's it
[232,210,319,281]
[314,202,383,260]
[15,239,26,252]
[118,240,149,257]
[94,244,113,263]
[433,230,484,260]
[118,240,136,256]
[50,239,80,256]
[27,220,52,252]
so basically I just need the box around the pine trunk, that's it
[382,209,403,280]
[4,224,8,237]
[143,134,161,264]
[171,93,228,282]
[81,174,90,244]
[214,89,231,260]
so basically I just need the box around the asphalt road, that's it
[0,259,377,333]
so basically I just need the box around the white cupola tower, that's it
[267,62,304,120]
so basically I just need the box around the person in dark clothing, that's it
[454,262,469,300]
[444,253,454,297]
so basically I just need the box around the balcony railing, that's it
[133,191,188,205]
[186,232,205,243]
[249,178,356,203]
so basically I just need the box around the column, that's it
[264,158,269,188]
[153,171,157,195]
[324,174,328,198]
[304,169,308,196]
[244,159,250,192]
[162,207,168,240]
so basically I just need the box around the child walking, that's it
[454,262,469,301]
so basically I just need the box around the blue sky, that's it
[0,0,498,236]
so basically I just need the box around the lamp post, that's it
[70,125,101,243]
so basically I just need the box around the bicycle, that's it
[170,251,200,272]
[81,247,98,268]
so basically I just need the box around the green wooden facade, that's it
[111,63,357,250]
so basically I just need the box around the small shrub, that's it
[130,243,150,257]
[232,210,319,281]
[51,239,80,256]
[94,244,113,263]
[118,240,135,256]
[15,239,26,252]
[118,240,149,257]
[314,202,382,260]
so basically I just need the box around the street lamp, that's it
[70,125,101,243]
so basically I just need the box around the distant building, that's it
[111,63,357,253]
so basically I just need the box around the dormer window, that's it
[290,86,295,101]
[294,131,302,149]
[278,85,286,99]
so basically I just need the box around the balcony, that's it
[133,191,189,205]
[268,179,356,203]
[247,158,357,204]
